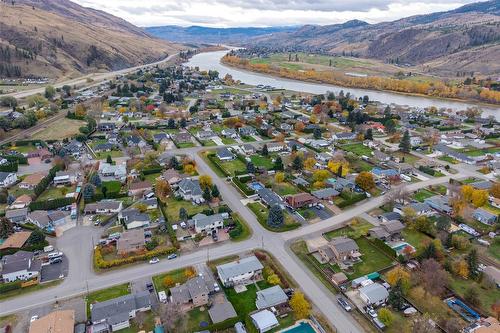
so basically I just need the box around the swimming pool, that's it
[391,242,415,254]
[281,322,316,333]
[249,182,264,191]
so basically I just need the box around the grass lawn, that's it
[37,185,75,201]
[402,229,432,252]
[163,197,207,222]
[7,143,38,154]
[349,237,395,279]
[250,155,274,170]
[176,142,195,148]
[95,150,124,160]
[439,156,459,164]
[484,204,500,215]
[186,307,211,332]
[143,172,161,183]
[247,202,300,232]
[102,181,122,193]
[219,158,247,176]
[118,311,155,333]
[324,219,373,240]
[202,140,217,147]
[200,152,226,177]
[449,277,500,316]
[341,143,373,156]
[463,147,500,157]
[273,182,300,196]
[228,213,252,242]
[32,117,86,140]
[9,185,34,198]
[393,152,420,165]
[241,135,257,142]
[221,137,236,144]
[412,189,436,202]
[487,238,500,261]
[0,281,60,302]
[86,283,130,317]
[152,267,192,293]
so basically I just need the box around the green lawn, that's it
[273,182,300,196]
[250,155,274,170]
[349,237,395,279]
[37,185,75,201]
[96,150,124,160]
[402,229,432,252]
[221,137,237,144]
[228,213,252,242]
[186,307,211,332]
[488,238,500,261]
[102,181,122,193]
[463,147,500,157]
[341,143,373,156]
[117,311,155,333]
[163,197,207,222]
[9,185,34,198]
[152,267,192,293]
[324,220,373,240]
[176,142,195,148]
[241,135,257,142]
[86,283,130,317]
[412,189,436,202]
[393,152,420,165]
[247,202,300,232]
[143,172,161,183]
[449,277,500,316]
[439,156,459,164]
[218,158,247,176]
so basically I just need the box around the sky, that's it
[72,0,480,28]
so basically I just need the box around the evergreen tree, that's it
[179,207,188,221]
[179,118,187,128]
[267,205,284,227]
[262,144,269,157]
[365,128,373,140]
[467,249,478,278]
[246,161,256,174]
[202,186,212,202]
[313,128,322,139]
[83,184,95,200]
[385,119,396,134]
[106,155,112,164]
[399,130,411,153]
[0,217,14,238]
[388,279,405,310]
[273,156,284,171]
[211,185,220,198]
[90,174,101,187]
[292,155,303,171]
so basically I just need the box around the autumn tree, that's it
[461,185,474,202]
[378,308,394,326]
[275,172,285,183]
[355,171,375,191]
[313,170,330,183]
[386,266,410,292]
[184,267,195,279]
[289,291,311,319]
[471,189,488,207]
[156,179,171,202]
[163,276,174,287]
[453,259,469,279]
[198,175,212,189]
[304,157,316,170]
[419,259,448,296]
[465,286,481,307]
[267,273,281,285]
[490,182,500,199]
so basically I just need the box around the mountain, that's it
[146,25,299,44]
[248,0,500,76]
[0,0,181,80]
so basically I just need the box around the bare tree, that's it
[412,314,439,333]
[385,184,410,205]
[418,259,448,296]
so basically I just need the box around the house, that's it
[0,172,17,188]
[327,177,355,192]
[217,255,264,287]
[373,151,390,162]
[379,211,402,223]
[216,147,235,161]
[160,168,182,185]
[119,209,150,229]
[61,140,83,157]
[0,231,31,250]
[98,122,116,132]
[410,136,422,146]
[0,250,41,282]
[292,177,310,187]
[434,144,476,165]
[266,142,286,153]
[332,132,356,141]
[239,126,256,137]
[170,275,210,307]
[369,220,405,241]
[190,212,228,234]
[19,172,47,189]
[10,194,32,209]
[176,178,204,203]
[311,188,340,200]
[472,208,497,226]
[394,202,434,216]
[27,210,52,229]
[140,198,158,210]
[319,237,361,264]
[99,162,127,181]
[371,168,399,179]
[424,195,452,214]
[285,193,317,209]
[209,300,238,324]
[242,144,256,155]
[251,310,279,333]
[153,133,169,144]
[173,132,192,144]
[53,171,77,186]
[5,208,28,223]
[90,292,152,332]
[359,283,389,306]
[28,310,75,333]
[94,143,116,153]
[125,135,146,148]
[257,187,285,209]
[197,130,216,141]
[221,128,238,138]
[116,229,146,255]
[128,180,152,197]
[471,181,493,191]
[255,285,288,310]
[464,317,500,333]
[84,200,123,215]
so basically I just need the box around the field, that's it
[86,283,130,316]
[32,118,86,140]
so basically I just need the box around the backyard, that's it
[250,155,274,170]
[349,237,395,279]
[162,197,207,222]
[218,158,247,176]
[341,143,373,156]
[86,283,130,316]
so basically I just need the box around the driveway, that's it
[40,256,69,283]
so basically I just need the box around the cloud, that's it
[70,0,479,27]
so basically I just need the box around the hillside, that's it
[146,25,299,44]
[247,1,500,76]
[0,0,181,80]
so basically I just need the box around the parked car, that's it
[167,253,177,260]
[367,308,377,318]
[146,283,154,292]
[30,315,39,323]
[49,257,62,264]
[149,257,160,264]
[337,297,352,311]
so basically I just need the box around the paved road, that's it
[0,141,487,332]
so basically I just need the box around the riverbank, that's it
[221,56,500,107]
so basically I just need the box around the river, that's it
[186,50,499,119]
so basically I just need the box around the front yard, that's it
[152,267,194,293]
[86,283,130,317]
[247,202,300,232]
[162,197,208,222]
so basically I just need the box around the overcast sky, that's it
[72,0,479,27]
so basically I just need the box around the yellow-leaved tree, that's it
[289,291,311,319]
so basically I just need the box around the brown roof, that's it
[29,310,75,333]
[475,317,500,333]
[13,194,33,204]
[20,172,47,186]
[0,231,32,250]
[117,229,145,253]
[129,180,152,191]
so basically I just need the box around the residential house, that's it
[116,229,146,255]
[319,237,361,264]
[98,122,116,132]
[29,310,75,333]
[292,177,310,187]
[94,143,116,153]
[173,132,192,144]
[257,187,285,209]
[5,208,28,223]
[369,220,405,241]
[311,188,340,200]
[84,200,123,215]
[0,231,31,250]
[209,300,238,324]
[170,275,212,307]
[19,172,47,189]
[119,209,150,230]
[90,292,152,332]
[373,151,390,162]
[190,212,228,234]
[197,130,216,141]
[371,168,399,180]
[61,140,83,157]
[221,128,238,138]
[176,178,204,203]
[471,181,493,191]
[379,211,402,223]
[251,310,279,333]
[99,162,127,181]
[125,135,146,148]
[266,142,286,153]
[394,202,434,216]
[216,147,235,161]
[0,250,41,282]
[153,133,169,144]
[0,172,17,188]
[10,194,32,209]
[242,144,256,155]
[472,208,497,226]
[434,144,476,165]
[285,193,317,209]
[53,171,77,186]
[140,198,158,210]
[327,177,356,192]
[359,283,389,306]
[424,195,452,214]
[239,126,256,137]
[217,255,264,287]
[255,285,288,310]
[160,168,182,185]
[332,132,356,141]
[128,181,152,197]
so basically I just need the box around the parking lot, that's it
[40,255,69,283]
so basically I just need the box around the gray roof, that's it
[256,285,288,310]
[472,208,497,221]
[91,292,151,325]
[178,178,203,196]
[121,209,150,225]
[28,210,51,227]
[208,301,237,323]
[329,237,359,253]
[257,187,284,208]
[217,255,263,282]
[311,188,340,199]
[359,283,389,304]
[1,250,41,275]
[408,202,431,212]
[216,147,234,159]
[6,208,28,220]
[381,212,402,221]
[0,171,15,182]
[192,213,228,229]
[471,181,492,190]
[171,276,209,304]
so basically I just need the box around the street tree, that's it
[267,205,284,227]
[399,130,411,153]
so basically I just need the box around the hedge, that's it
[0,161,18,172]
[141,167,163,175]
[207,154,230,177]
[418,165,436,176]
[94,245,177,269]
[34,165,61,198]
[0,281,22,294]
[370,237,397,258]
[0,154,27,165]
[337,192,366,208]
[29,197,74,211]
[232,177,255,196]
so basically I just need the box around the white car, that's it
[149,257,160,264]
[30,315,39,323]
[367,309,378,318]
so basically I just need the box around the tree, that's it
[83,184,95,200]
[313,170,330,183]
[436,215,451,231]
[399,130,411,153]
[490,182,500,199]
[0,96,17,108]
[211,185,220,198]
[355,171,375,191]
[163,276,174,287]
[267,205,284,227]
[304,157,316,170]
[464,286,481,307]
[273,156,284,171]
[199,175,212,189]
[365,128,373,140]
[179,207,188,221]
[184,267,195,279]
[292,155,303,171]
[275,172,285,183]
[461,185,474,202]
[27,229,45,245]
[467,249,478,278]
[471,189,488,207]
[246,161,256,174]
[44,85,56,99]
[90,174,101,187]
[385,119,396,134]
[419,258,448,296]
[267,273,281,285]
[106,155,113,164]
[262,144,269,156]
[386,266,410,292]
[202,186,212,202]
[453,259,469,279]
[378,308,394,326]
[388,279,406,309]
[313,128,322,139]
[156,179,171,202]
[289,291,311,319]
[0,217,14,238]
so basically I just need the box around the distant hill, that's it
[0,0,181,80]
[146,25,299,44]
[248,0,500,76]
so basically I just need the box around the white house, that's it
[191,212,228,234]
[0,172,17,188]
[359,283,389,306]
[217,255,264,287]
[1,251,41,282]
[251,310,279,333]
